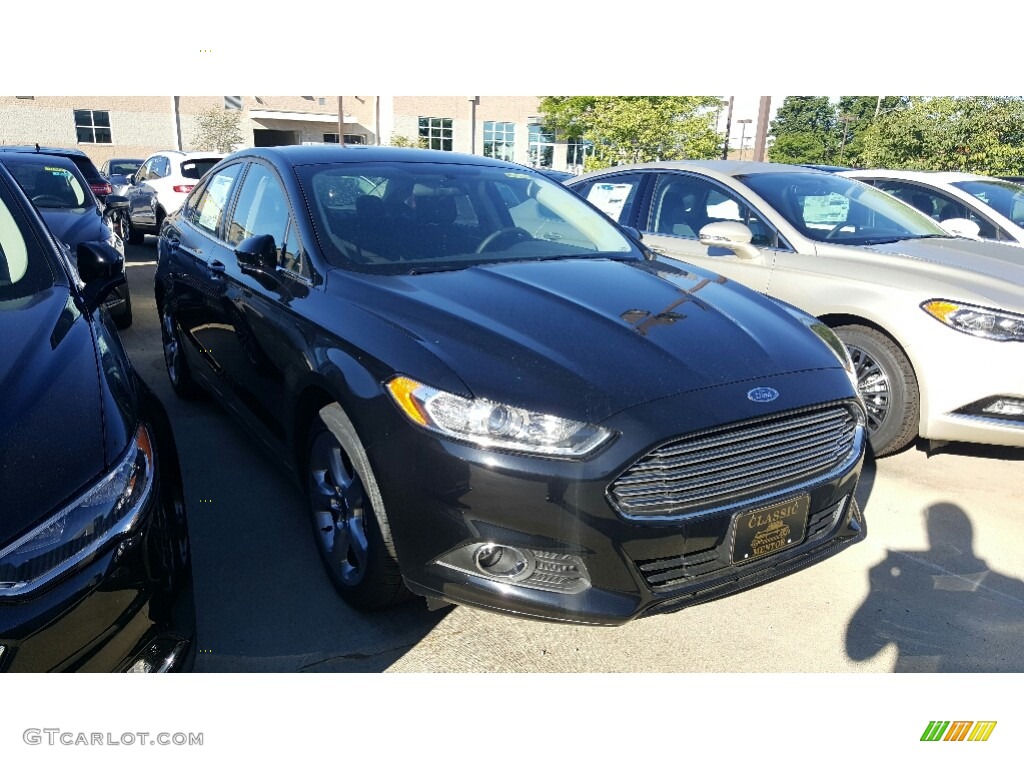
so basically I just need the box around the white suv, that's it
[122,150,223,244]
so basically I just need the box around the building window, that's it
[419,117,453,151]
[344,134,366,145]
[566,138,593,170]
[74,110,112,144]
[483,121,515,161]
[224,96,242,110]
[323,133,340,143]
[528,125,555,168]
[318,97,326,106]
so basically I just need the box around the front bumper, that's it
[368,368,867,626]
[912,324,1024,447]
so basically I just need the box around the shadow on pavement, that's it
[845,501,1024,671]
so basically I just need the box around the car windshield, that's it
[180,159,221,180]
[950,179,1024,227]
[296,160,638,274]
[109,160,143,176]
[0,177,55,301]
[740,171,949,245]
[4,161,90,210]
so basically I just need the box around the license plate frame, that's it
[731,495,810,564]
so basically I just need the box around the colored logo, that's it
[921,721,997,742]
[747,387,779,403]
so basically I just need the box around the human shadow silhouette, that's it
[846,502,1024,672]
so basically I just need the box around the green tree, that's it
[832,96,907,167]
[539,96,722,170]
[860,97,1024,174]
[388,133,428,148]
[767,96,837,164]
[191,107,244,153]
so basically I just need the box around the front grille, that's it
[609,403,860,518]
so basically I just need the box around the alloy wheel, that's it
[162,309,181,386]
[308,431,370,587]
[847,343,891,433]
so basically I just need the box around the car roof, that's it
[148,150,225,160]
[0,144,90,158]
[843,168,991,184]
[224,144,533,170]
[573,159,832,180]
[0,150,80,168]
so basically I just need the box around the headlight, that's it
[385,376,613,458]
[922,300,1024,342]
[0,424,155,597]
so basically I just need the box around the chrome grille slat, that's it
[610,404,858,517]
[632,415,854,471]
[615,426,855,487]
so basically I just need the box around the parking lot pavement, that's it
[120,241,1024,672]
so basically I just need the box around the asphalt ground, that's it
[118,239,1024,672]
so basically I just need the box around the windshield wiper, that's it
[406,263,477,275]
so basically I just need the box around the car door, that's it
[638,172,779,292]
[126,158,154,226]
[162,162,245,392]
[209,160,300,442]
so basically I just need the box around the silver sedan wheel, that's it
[847,343,891,433]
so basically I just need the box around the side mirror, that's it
[128,173,137,185]
[103,194,129,211]
[621,225,644,242]
[235,234,278,272]
[76,241,125,313]
[940,218,981,239]
[698,221,761,259]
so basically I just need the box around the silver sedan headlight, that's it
[0,424,154,597]
[385,376,613,458]
[922,300,1024,342]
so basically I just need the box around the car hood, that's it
[0,286,105,545]
[38,207,108,250]
[836,237,1024,310]
[337,257,845,423]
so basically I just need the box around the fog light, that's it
[474,545,533,581]
[124,637,188,673]
[437,543,591,594]
[983,398,1024,417]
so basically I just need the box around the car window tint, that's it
[280,221,308,277]
[190,164,241,237]
[875,180,997,238]
[0,179,54,299]
[648,174,775,247]
[6,162,89,209]
[227,164,289,250]
[181,159,221,180]
[575,173,644,224]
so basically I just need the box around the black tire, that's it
[306,403,409,610]
[113,289,133,329]
[125,210,145,245]
[834,325,919,458]
[160,303,202,399]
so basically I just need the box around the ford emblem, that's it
[747,387,779,403]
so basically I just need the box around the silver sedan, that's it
[568,161,1024,457]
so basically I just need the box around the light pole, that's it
[838,114,857,164]
[737,119,752,160]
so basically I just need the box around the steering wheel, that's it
[31,194,67,207]
[475,227,533,253]
[823,222,852,240]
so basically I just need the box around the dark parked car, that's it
[0,145,111,203]
[536,168,576,183]
[0,152,133,328]
[0,161,194,671]
[156,145,866,625]
[101,157,145,197]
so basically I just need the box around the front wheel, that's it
[125,209,145,245]
[160,305,201,399]
[834,325,919,457]
[306,403,409,610]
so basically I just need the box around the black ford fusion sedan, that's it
[0,162,194,670]
[156,145,866,625]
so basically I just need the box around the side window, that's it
[152,156,170,178]
[875,180,997,238]
[226,164,290,259]
[136,160,153,182]
[190,164,242,237]
[648,174,776,247]
[280,222,309,278]
[573,173,645,225]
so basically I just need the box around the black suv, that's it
[0,145,111,203]
[0,160,194,671]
